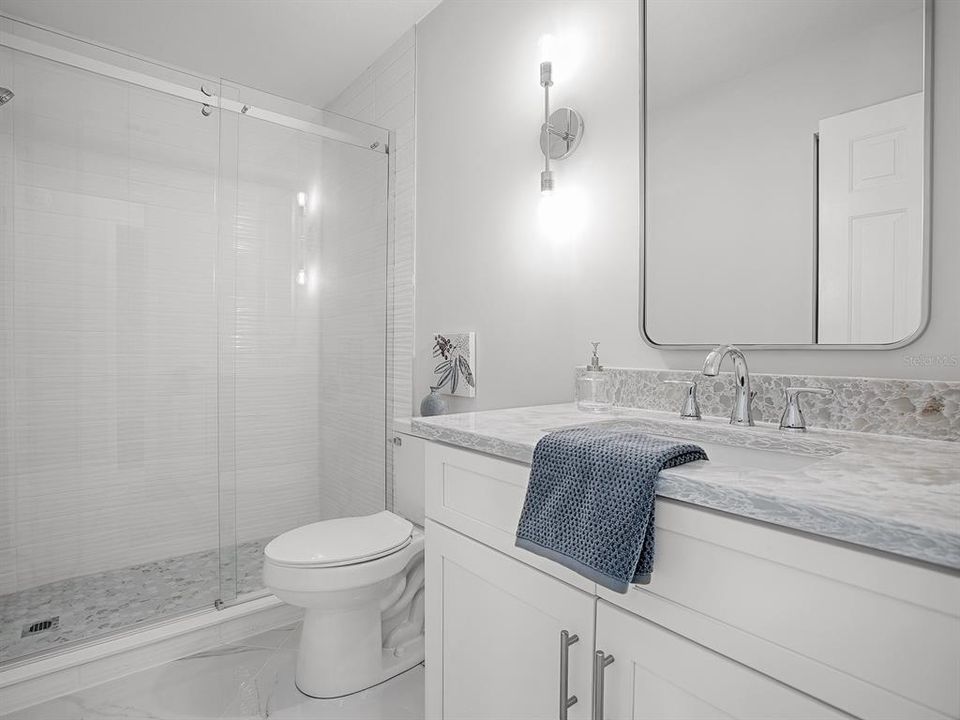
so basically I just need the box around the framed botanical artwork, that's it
[431,332,476,398]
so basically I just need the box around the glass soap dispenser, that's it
[577,342,612,412]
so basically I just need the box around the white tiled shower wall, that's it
[229,116,326,545]
[326,28,417,513]
[313,123,390,520]
[0,44,392,594]
[0,52,223,594]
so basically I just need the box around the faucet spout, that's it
[702,345,754,426]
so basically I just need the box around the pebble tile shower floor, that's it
[0,539,270,662]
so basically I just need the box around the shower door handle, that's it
[591,650,614,720]
[559,630,579,719]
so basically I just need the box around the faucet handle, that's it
[779,387,833,432]
[663,379,701,420]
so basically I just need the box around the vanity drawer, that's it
[423,441,596,593]
[604,499,960,720]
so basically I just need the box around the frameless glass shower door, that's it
[216,87,392,603]
[0,33,222,662]
[0,18,395,665]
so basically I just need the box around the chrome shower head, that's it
[0,88,13,107]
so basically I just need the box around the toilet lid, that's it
[264,511,414,568]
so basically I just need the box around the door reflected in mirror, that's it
[642,0,929,347]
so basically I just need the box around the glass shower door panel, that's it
[0,49,221,663]
[216,95,239,606]
[226,108,389,598]
[314,133,390,520]
[0,45,15,635]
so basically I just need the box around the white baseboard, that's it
[0,595,302,714]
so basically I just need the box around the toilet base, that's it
[293,590,425,699]
[295,640,425,699]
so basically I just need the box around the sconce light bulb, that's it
[540,170,555,194]
[296,267,307,286]
[540,61,553,88]
[296,192,307,210]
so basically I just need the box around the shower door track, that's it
[0,29,389,153]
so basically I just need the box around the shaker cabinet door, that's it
[594,600,849,720]
[426,520,595,720]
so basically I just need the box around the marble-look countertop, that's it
[405,404,960,571]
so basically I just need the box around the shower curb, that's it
[0,596,301,715]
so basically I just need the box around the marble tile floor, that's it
[1,622,425,720]
[1,539,271,663]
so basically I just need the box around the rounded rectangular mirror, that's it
[641,0,931,348]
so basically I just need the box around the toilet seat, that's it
[265,511,414,569]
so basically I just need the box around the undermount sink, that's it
[544,420,829,473]
[652,437,821,472]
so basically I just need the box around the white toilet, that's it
[263,510,425,698]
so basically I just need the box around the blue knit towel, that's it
[515,427,707,593]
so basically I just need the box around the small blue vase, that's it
[420,390,448,417]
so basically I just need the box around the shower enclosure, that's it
[0,17,394,665]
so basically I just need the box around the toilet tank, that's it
[392,431,425,526]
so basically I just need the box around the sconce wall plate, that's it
[540,107,584,160]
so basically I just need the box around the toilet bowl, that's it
[263,511,425,699]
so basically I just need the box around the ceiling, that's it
[0,0,442,107]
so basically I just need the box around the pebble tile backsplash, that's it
[578,368,960,441]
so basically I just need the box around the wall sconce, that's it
[539,34,584,194]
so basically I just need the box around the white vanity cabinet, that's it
[419,440,960,720]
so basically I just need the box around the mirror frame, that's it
[639,0,934,350]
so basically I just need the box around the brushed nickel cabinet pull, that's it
[560,630,580,719]
[591,650,615,720]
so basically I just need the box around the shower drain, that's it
[21,616,59,638]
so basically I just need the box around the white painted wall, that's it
[415,0,960,416]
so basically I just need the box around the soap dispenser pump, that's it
[577,342,612,412]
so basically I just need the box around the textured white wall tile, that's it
[3,52,223,591]
[229,118,326,546]
[327,28,417,518]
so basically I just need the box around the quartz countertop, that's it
[405,404,960,571]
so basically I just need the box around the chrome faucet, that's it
[702,344,755,426]
[779,387,833,432]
